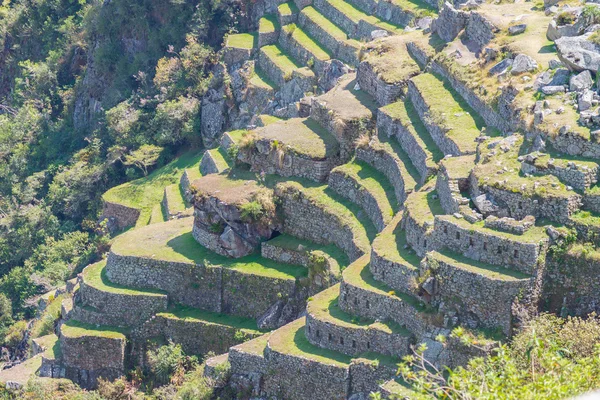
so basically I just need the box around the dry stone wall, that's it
[356,145,408,205]
[101,201,140,232]
[357,61,406,106]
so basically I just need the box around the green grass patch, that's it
[164,184,188,215]
[34,334,61,360]
[283,23,332,60]
[301,6,348,40]
[207,148,232,172]
[149,203,165,224]
[278,1,298,16]
[372,214,421,268]
[30,295,66,339]
[233,332,270,355]
[227,33,257,49]
[259,14,279,33]
[102,151,202,228]
[160,305,265,334]
[432,249,531,280]
[111,218,307,281]
[250,67,278,90]
[83,260,167,296]
[411,73,496,154]
[256,117,338,159]
[61,319,127,339]
[265,234,349,268]
[382,99,443,163]
[377,133,420,189]
[332,160,398,224]
[261,44,302,78]
[405,184,444,227]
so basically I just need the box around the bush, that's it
[590,31,600,46]
[4,320,27,348]
[398,313,600,399]
[239,200,264,222]
[147,342,197,386]
[556,11,576,25]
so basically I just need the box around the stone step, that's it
[357,34,421,106]
[370,212,421,296]
[58,319,127,387]
[132,306,265,357]
[435,155,475,215]
[403,179,443,256]
[238,117,340,182]
[520,152,600,192]
[432,214,549,275]
[199,148,232,175]
[223,33,257,66]
[278,1,300,26]
[258,15,281,47]
[421,250,533,335]
[260,234,346,279]
[274,180,376,261]
[298,6,361,66]
[148,202,165,225]
[305,284,412,357]
[313,0,403,39]
[408,73,484,156]
[106,217,306,320]
[328,160,397,231]
[339,255,444,338]
[162,183,192,219]
[378,98,442,181]
[258,44,313,88]
[264,318,397,400]
[355,134,418,205]
[310,73,377,160]
[77,260,168,328]
[279,23,332,77]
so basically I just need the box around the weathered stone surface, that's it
[431,2,467,42]
[508,24,526,35]
[556,32,600,72]
[570,70,594,91]
[511,54,538,74]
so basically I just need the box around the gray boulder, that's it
[431,2,468,42]
[541,85,566,95]
[318,59,349,91]
[509,24,527,35]
[569,70,594,91]
[511,54,538,74]
[549,59,563,69]
[534,68,570,90]
[578,89,594,111]
[489,58,513,75]
[556,32,600,72]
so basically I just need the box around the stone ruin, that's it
[20,0,600,398]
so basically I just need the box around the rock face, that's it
[201,88,227,148]
[511,54,538,74]
[534,68,570,91]
[570,70,594,91]
[431,2,468,42]
[556,32,600,72]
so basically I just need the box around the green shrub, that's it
[147,342,197,386]
[590,31,600,46]
[556,11,576,25]
[239,200,264,222]
[4,320,27,348]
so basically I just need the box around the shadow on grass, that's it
[292,326,352,365]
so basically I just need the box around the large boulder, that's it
[511,54,538,74]
[556,32,600,72]
[570,69,594,91]
[533,68,570,90]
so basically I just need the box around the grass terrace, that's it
[326,0,403,34]
[250,67,278,90]
[308,285,411,335]
[61,319,128,339]
[207,148,232,171]
[256,117,339,159]
[102,151,202,228]
[283,23,332,60]
[342,256,427,311]
[265,234,349,268]
[278,1,299,17]
[259,14,279,33]
[372,213,421,269]
[381,98,443,163]
[34,334,62,360]
[410,73,495,153]
[261,44,303,79]
[439,214,549,242]
[232,332,270,356]
[301,6,348,41]
[164,183,188,215]
[159,305,265,334]
[111,218,307,281]
[276,180,378,251]
[430,249,531,281]
[404,181,444,226]
[332,160,398,221]
[377,133,420,188]
[226,33,257,49]
[83,260,167,296]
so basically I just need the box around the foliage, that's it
[147,341,198,386]
[123,145,164,177]
[556,11,576,25]
[239,200,265,222]
[582,5,600,24]
[150,96,200,146]
[397,313,600,399]
[590,31,600,46]
[3,320,27,348]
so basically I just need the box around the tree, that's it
[123,144,163,176]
